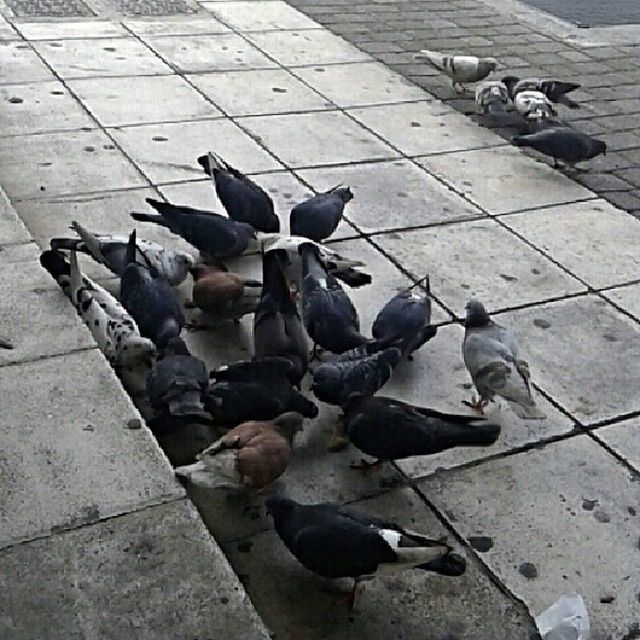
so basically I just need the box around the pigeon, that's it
[265,497,466,607]
[342,395,501,470]
[260,234,372,289]
[40,248,157,367]
[146,336,209,428]
[253,249,308,385]
[290,186,353,242]
[502,75,581,109]
[206,357,318,426]
[475,80,509,115]
[50,221,194,286]
[512,127,606,168]
[414,49,497,92]
[119,230,185,349]
[197,152,280,233]
[175,413,304,491]
[514,90,557,120]
[370,276,438,360]
[131,198,258,259]
[311,347,401,407]
[463,299,545,419]
[189,261,262,322]
[300,242,368,356]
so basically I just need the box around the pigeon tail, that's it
[197,151,227,176]
[125,229,137,266]
[507,400,546,420]
[511,135,529,148]
[174,457,239,490]
[414,49,445,71]
[130,211,168,227]
[415,552,467,576]
[437,419,501,449]
[70,221,103,262]
[487,101,506,115]
[49,237,83,252]
[557,95,580,109]
[329,266,372,288]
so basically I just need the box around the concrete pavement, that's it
[1,1,640,638]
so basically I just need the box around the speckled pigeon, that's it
[502,75,581,109]
[475,80,509,115]
[266,496,466,607]
[414,49,497,91]
[197,152,279,233]
[290,185,353,242]
[462,299,545,419]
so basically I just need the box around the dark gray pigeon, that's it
[342,395,501,469]
[146,336,208,427]
[311,347,400,407]
[463,299,545,419]
[475,80,509,115]
[253,249,308,385]
[131,198,257,259]
[266,496,466,608]
[371,276,437,360]
[120,230,185,349]
[197,152,279,233]
[512,127,606,168]
[290,186,353,242]
[300,242,367,356]
[503,75,581,109]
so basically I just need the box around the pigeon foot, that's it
[462,396,488,414]
[337,579,363,610]
[328,419,349,452]
[349,458,384,473]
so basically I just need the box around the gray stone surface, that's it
[372,220,584,316]
[421,436,640,640]
[225,488,539,640]
[495,296,640,424]
[202,0,320,31]
[123,16,230,35]
[296,159,484,233]
[14,19,127,39]
[68,74,220,126]
[0,129,147,200]
[602,282,640,320]
[239,110,398,167]
[595,419,640,472]
[0,41,56,84]
[0,186,31,245]
[502,199,640,289]
[5,0,93,17]
[109,117,282,183]
[0,499,271,640]
[0,349,183,548]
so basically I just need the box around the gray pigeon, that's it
[512,127,606,168]
[475,81,509,115]
[502,75,581,109]
[266,497,466,608]
[50,221,194,285]
[146,336,209,427]
[197,152,279,233]
[290,186,353,242]
[120,230,185,349]
[462,299,545,419]
[415,49,497,92]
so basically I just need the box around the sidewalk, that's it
[1,1,639,639]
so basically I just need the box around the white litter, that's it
[535,592,590,640]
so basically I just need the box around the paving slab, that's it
[0,499,271,640]
[0,129,147,200]
[141,33,277,72]
[0,41,56,84]
[14,20,128,40]
[415,147,596,215]
[68,74,220,126]
[293,61,427,108]
[224,487,539,640]
[495,296,640,424]
[0,80,94,136]
[202,0,321,31]
[502,199,640,289]
[188,67,332,116]
[297,159,484,234]
[109,118,282,184]
[124,16,231,36]
[349,102,506,156]
[602,282,640,321]
[246,29,370,67]
[0,348,183,548]
[239,111,398,168]
[32,37,172,78]
[372,220,584,316]
[0,240,40,263]
[0,186,31,245]
[0,15,18,40]
[420,436,640,640]
[595,419,640,473]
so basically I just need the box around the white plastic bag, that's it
[535,592,590,640]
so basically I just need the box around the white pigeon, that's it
[475,80,509,114]
[50,221,195,286]
[514,90,556,120]
[462,299,546,420]
[414,49,497,92]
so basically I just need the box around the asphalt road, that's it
[522,0,640,27]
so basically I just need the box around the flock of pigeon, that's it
[39,108,549,603]
[415,49,607,168]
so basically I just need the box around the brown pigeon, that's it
[174,412,304,491]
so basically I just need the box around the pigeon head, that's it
[331,185,354,203]
[593,139,607,157]
[272,412,305,441]
[501,75,520,98]
[163,336,191,357]
[464,299,491,328]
